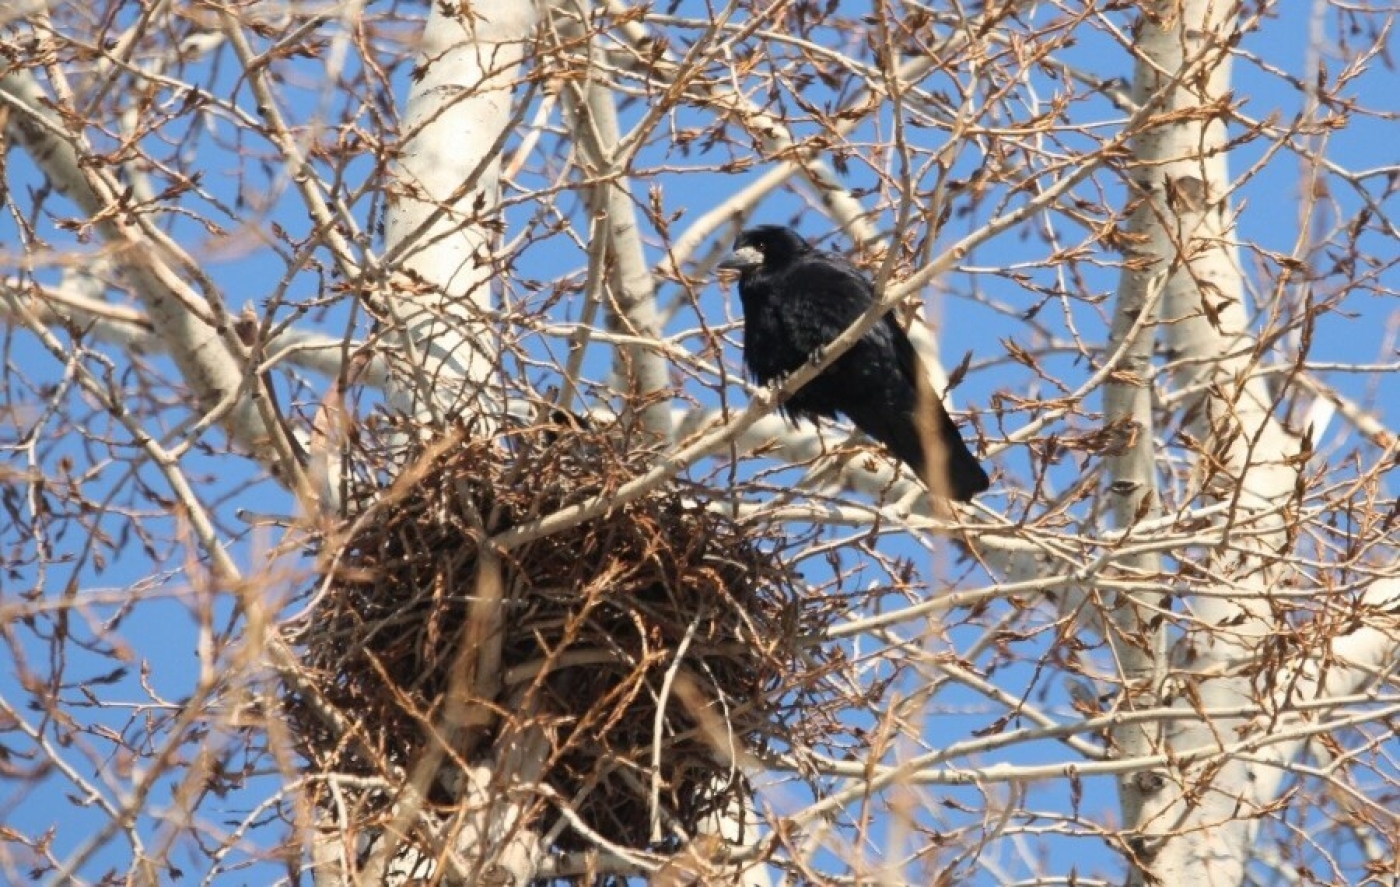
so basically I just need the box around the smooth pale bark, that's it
[1107,4,1397,884]
[313,6,548,884]
[380,5,538,425]
[1100,10,1179,852]
[1107,4,1258,882]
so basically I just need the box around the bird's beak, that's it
[718,245,764,271]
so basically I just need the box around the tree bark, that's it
[1105,4,1391,883]
[379,5,539,426]
[314,5,547,883]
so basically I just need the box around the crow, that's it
[719,225,990,501]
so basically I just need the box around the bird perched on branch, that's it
[719,225,989,502]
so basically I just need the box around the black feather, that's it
[721,225,990,501]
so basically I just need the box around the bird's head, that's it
[718,225,810,273]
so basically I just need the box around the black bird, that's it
[719,225,989,501]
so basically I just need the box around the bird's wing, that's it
[777,253,876,354]
[789,252,926,387]
[880,311,925,389]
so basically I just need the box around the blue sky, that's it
[1,1,1395,883]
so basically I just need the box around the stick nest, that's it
[286,416,829,855]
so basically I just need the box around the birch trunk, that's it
[379,5,537,426]
[314,6,547,884]
[1109,4,1391,883]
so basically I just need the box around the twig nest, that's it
[286,415,827,853]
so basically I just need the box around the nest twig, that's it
[285,414,830,856]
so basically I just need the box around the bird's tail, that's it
[914,393,991,503]
[850,376,989,502]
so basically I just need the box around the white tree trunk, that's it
[380,5,538,425]
[313,6,547,884]
[1107,4,1394,884]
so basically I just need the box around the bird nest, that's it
[285,414,829,857]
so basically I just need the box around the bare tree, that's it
[2,1,1395,885]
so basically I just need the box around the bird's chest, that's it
[742,299,816,382]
